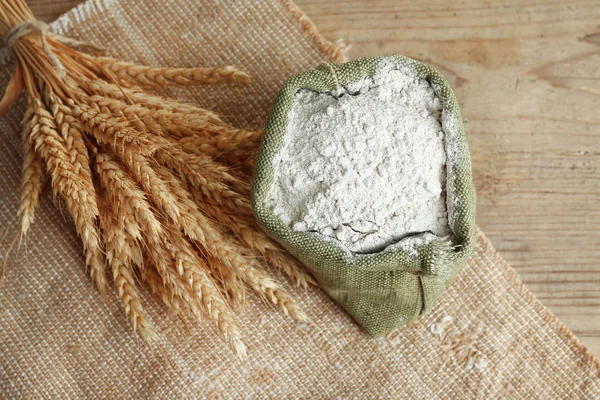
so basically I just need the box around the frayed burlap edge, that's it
[278,0,350,63]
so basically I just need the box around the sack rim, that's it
[252,55,476,277]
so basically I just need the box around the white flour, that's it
[266,67,453,254]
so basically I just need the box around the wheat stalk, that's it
[0,0,314,360]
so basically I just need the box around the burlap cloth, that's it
[0,0,598,398]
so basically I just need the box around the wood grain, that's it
[24,0,600,358]
[27,0,81,21]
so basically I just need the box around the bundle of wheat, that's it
[0,0,313,360]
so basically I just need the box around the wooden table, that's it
[26,0,600,358]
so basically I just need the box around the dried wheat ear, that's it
[0,0,315,360]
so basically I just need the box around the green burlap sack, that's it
[252,55,476,337]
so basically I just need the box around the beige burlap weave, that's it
[0,0,598,398]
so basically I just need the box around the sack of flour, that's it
[252,55,476,337]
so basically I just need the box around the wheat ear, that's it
[17,100,43,237]
[152,158,306,320]
[96,57,251,87]
[143,264,184,317]
[99,193,156,343]
[207,229,307,322]
[177,141,257,176]
[114,264,157,343]
[3,0,313,356]
[192,188,315,288]
[204,255,246,308]
[155,147,253,217]
[115,151,182,224]
[172,235,247,359]
[82,78,227,125]
[71,102,156,155]
[30,97,106,292]
[177,128,262,155]
[95,151,163,244]
[146,229,247,360]
[44,89,96,203]
[83,93,256,141]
